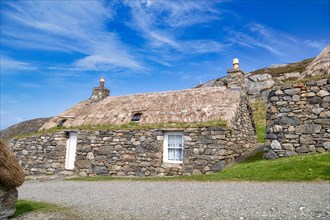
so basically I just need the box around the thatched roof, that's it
[0,141,25,188]
[40,87,242,130]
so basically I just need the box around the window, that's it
[131,113,142,122]
[57,119,67,127]
[163,132,183,163]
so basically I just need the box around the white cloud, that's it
[0,55,37,72]
[1,1,143,71]
[303,40,327,50]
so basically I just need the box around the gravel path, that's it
[18,180,330,219]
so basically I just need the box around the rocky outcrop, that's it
[0,117,51,141]
[264,78,330,158]
[300,45,330,78]
[0,186,18,219]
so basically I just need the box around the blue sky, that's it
[0,0,329,129]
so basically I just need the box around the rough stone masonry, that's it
[265,78,330,158]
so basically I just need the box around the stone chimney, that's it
[226,58,245,89]
[90,77,110,101]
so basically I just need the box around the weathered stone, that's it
[270,140,281,150]
[98,146,113,155]
[92,166,108,174]
[273,125,283,133]
[311,108,324,115]
[314,119,330,125]
[323,96,330,103]
[303,92,316,97]
[284,88,301,96]
[211,161,225,171]
[299,135,315,145]
[317,90,329,97]
[284,134,299,139]
[279,117,300,126]
[284,72,300,79]
[0,187,18,219]
[75,160,91,169]
[263,150,278,159]
[296,146,309,153]
[192,169,202,175]
[323,142,330,150]
[282,143,294,151]
[308,97,322,104]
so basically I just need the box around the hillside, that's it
[0,118,51,141]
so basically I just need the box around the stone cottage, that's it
[10,61,256,177]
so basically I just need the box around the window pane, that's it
[167,134,183,161]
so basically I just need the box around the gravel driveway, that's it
[18,180,329,219]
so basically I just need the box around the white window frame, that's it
[163,131,184,163]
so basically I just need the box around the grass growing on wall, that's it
[69,152,330,182]
[11,120,227,139]
[251,100,267,143]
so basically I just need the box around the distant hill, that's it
[0,118,51,141]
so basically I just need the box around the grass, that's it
[251,100,267,143]
[69,152,330,182]
[248,57,314,77]
[11,199,61,218]
[12,120,227,139]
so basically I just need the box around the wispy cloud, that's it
[125,1,225,55]
[0,55,38,72]
[226,23,327,60]
[1,1,144,71]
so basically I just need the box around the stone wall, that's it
[10,94,256,176]
[265,78,330,158]
[10,132,67,175]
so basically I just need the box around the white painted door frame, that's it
[65,131,77,170]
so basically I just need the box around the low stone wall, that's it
[265,78,330,158]
[10,132,67,175]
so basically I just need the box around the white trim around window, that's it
[163,131,184,163]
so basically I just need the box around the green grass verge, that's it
[11,199,61,218]
[69,152,330,182]
[251,100,267,143]
[12,120,227,140]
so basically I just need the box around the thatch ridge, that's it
[41,87,242,130]
[0,141,25,188]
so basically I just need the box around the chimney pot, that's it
[233,58,239,70]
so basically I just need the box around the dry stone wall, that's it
[10,95,256,176]
[10,132,67,175]
[265,78,330,158]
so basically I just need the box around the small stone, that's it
[300,135,315,145]
[22,150,29,155]
[284,88,301,95]
[311,108,324,115]
[323,142,330,150]
[303,92,316,97]
[79,171,87,177]
[271,140,281,150]
[193,148,199,155]
[282,143,294,151]
[275,90,284,95]
[323,96,330,103]
[317,90,330,97]
[192,169,202,175]
[308,97,322,104]
[212,161,225,171]
[316,79,328,86]
[273,125,283,133]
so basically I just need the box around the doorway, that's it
[65,131,77,170]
